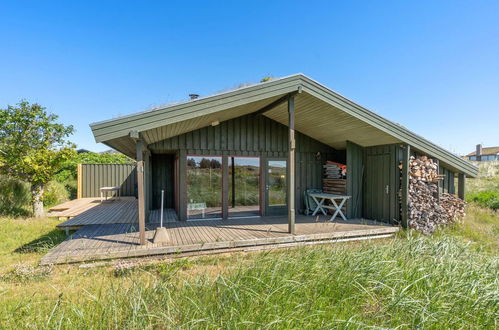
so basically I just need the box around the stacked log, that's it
[409,156,444,183]
[323,178,347,195]
[440,192,466,222]
[407,155,466,234]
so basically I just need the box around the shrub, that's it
[466,191,499,210]
[0,176,31,217]
[43,180,69,207]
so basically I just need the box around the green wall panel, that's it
[80,163,137,198]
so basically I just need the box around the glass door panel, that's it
[228,157,260,217]
[186,156,222,219]
[266,159,287,215]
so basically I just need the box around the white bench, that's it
[99,186,120,202]
[308,192,351,221]
[188,202,207,218]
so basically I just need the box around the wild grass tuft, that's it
[1,263,53,283]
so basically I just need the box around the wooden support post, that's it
[222,156,229,219]
[231,157,236,208]
[288,95,296,234]
[76,163,82,199]
[458,173,466,200]
[401,144,410,229]
[136,140,147,245]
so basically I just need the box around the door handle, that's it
[385,185,389,194]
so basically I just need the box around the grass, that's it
[0,217,67,271]
[0,214,497,328]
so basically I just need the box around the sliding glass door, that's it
[228,157,260,217]
[186,155,278,220]
[186,156,222,219]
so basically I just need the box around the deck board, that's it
[51,198,177,228]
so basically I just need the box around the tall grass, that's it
[1,235,497,328]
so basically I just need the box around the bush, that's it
[43,181,69,207]
[0,176,31,217]
[467,191,499,210]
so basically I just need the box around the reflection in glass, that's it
[228,157,260,217]
[187,156,222,219]
[268,160,287,206]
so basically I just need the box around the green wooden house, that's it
[90,74,477,244]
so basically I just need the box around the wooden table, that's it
[99,186,120,202]
[309,192,351,221]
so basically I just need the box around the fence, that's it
[77,163,137,198]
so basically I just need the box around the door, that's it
[152,154,175,209]
[265,159,287,216]
[228,157,260,218]
[363,153,391,222]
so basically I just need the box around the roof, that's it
[466,146,499,157]
[90,74,478,177]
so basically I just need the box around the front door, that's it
[363,153,391,222]
[265,159,287,216]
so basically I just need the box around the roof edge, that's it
[297,76,478,177]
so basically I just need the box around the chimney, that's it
[476,144,483,161]
[189,93,199,100]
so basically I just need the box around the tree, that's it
[199,158,212,169]
[0,101,76,217]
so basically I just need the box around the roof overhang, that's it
[90,74,478,177]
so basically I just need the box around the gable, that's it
[149,113,338,156]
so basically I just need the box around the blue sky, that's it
[1,1,498,155]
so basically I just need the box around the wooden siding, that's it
[346,141,364,218]
[149,114,342,214]
[79,164,137,198]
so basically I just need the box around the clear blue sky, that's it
[1,1,498,155]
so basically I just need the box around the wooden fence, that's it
[77,163,137,198]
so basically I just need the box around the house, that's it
[89,74,478,245]
[466,144,499,161]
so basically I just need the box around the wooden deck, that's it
[51,198,177,228]
[41,215,398,265]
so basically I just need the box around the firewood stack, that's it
[407,156,466,234]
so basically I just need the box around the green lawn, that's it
[0,208,497,328]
